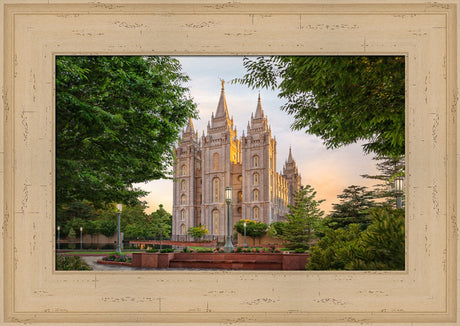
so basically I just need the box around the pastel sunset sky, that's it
[136,56,379,214]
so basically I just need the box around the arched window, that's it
[237,191,242,203]
[213,178,220,202]
[181,180,186,191]
[253,155,259,167]
[253,206,259,219]
[253,173,259,185]
[181,164,187,176]
[181,209,185,221]
[253,189,259,201]
[181,224,186,235]
[181,194,186,205]
[213,210,219,234]
[237,207,242,214]
[213,153,219,171]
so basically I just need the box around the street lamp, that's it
[79,226,83,250]
[116,203,123,253]
[223,186,234,253]
[395,176,404,209]
[243,221,247,248]
[57,226,60,250]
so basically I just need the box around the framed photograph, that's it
[1,1,458,325]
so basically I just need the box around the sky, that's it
[136,56,379,215]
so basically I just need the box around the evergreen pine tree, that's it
[282,185,324,250]
[324,185,375,231]
[361,155,405,207]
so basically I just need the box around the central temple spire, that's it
[254,93,264,119]
[215,78,229,119]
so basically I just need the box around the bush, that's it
[146,248,159,253]
[187,224,209,240]
[56,254,92,270]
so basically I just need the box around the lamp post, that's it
[395,176,404,209]
[79,226,83,250]
[57,226,60,250]
[116,203,123,253]
[223,186,234,253]
[243,221,247,248]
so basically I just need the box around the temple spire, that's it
[287,146,294,163]
[185,117,194,133]
[215,78,229,119]
[254,92,264,119]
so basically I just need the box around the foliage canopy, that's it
[56,56,196,207]
[234,56,405,157]
[234,219,268,238]
[307,207,405,270]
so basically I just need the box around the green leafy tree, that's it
[99,219,117,237]
[323,185,375,231]
[150,204,172,239]
[187,225,209,240]
[234,219,268,238]
[267,221,287,238]
[234,56,405,157]
[281,185,325,250]
[56,56,197,208]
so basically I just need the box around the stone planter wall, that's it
[131,252,309,270]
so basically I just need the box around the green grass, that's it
[188,246,209,250]
[62,250,141,255]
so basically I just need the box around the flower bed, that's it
[102,252,132,263]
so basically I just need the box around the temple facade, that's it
[171,82,301,240]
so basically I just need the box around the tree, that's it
[234,219,268,238]
[234,56,405,157]
[306,223,362,270]
[150,204,172,249]
[307,207,405,270]
[351,206,405,270]
[97,219,117,237]
[56,56,197,208]
[281,185,325,250]
[267,221,287,239]
[187,225,209,240]
[361,155,405,207]
[324,185,375,231]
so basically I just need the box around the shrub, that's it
[307,207,405,270]
[56,254,92,270]
[146,248,159,253]
[187,224,209,240]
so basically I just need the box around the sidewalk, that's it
[80,256,150,271]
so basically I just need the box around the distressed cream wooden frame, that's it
[1,1,458,325]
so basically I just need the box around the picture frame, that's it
[1,1,458,325]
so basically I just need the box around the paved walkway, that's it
[80,256,220,271]
[80,256,151,271]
